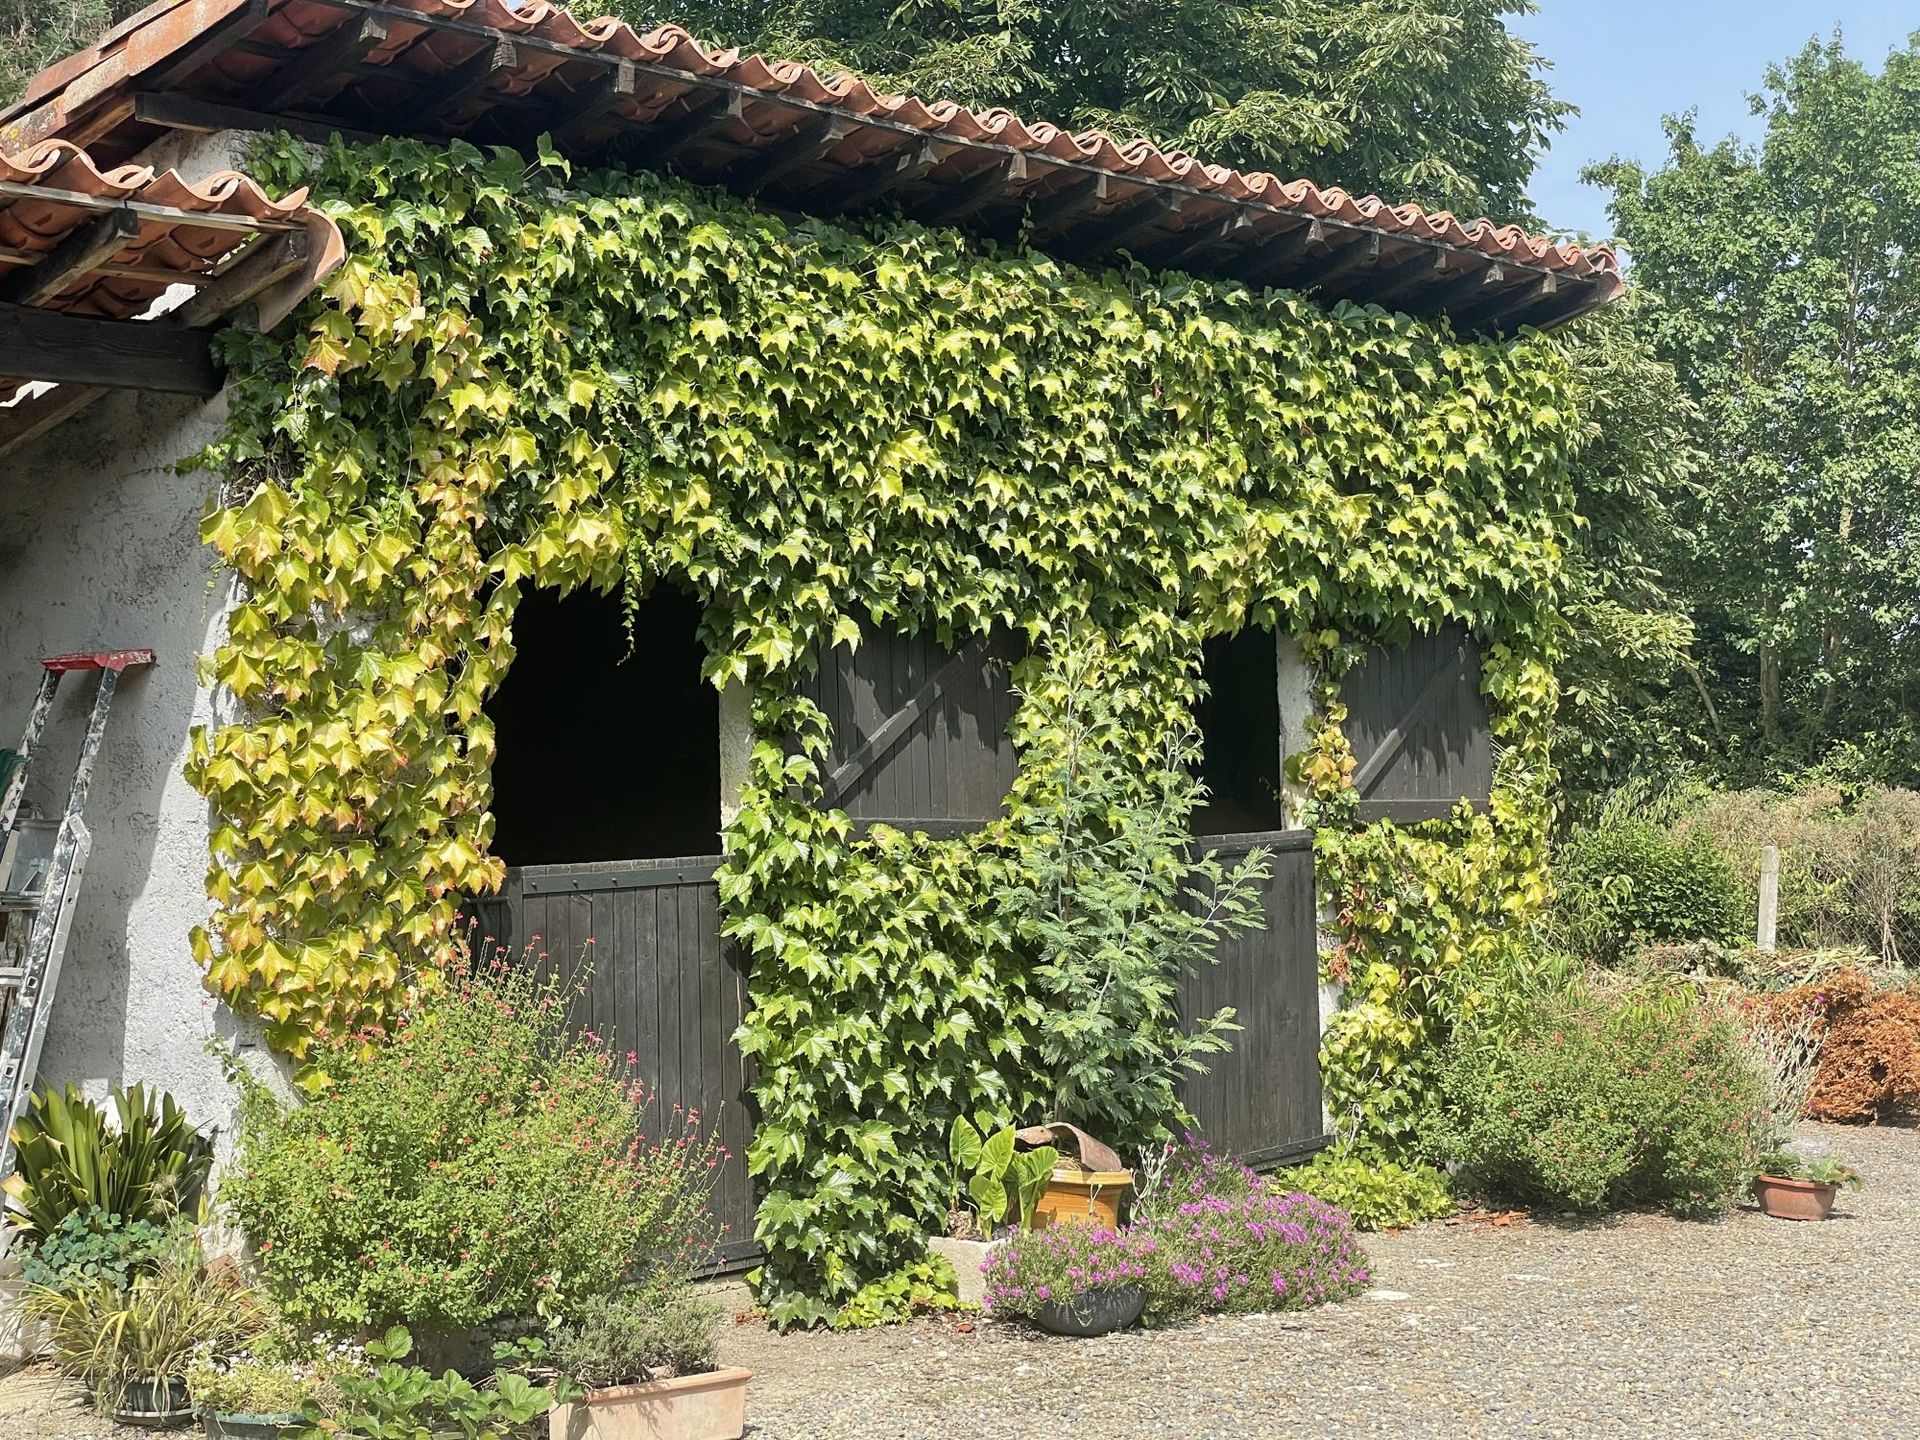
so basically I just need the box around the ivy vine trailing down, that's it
[189,134,1580,1325]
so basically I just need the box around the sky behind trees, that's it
[1516,2,1915,239]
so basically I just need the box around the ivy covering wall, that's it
[190,136,1579,1324]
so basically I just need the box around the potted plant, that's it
[980,1224,1150,1337]
[1753,1154,1861,1221]
[549,1284,750,1440]
[1017,1123,1135,1230]
[930,1116,1057,1304]
[25,1248,263,1425]
[188,1325,355,1439]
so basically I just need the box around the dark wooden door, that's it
[1342,623,1493,822]
[470,857,761,1271]
[1177,829,1326,1167]
[799,621,1021,828]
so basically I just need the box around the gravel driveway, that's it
[721,1122,1918,1440]
[4,1122,1911,1439]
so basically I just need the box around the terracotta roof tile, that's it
[0,0,1620,330]
[0,136,343,403]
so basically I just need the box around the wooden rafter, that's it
[0,301,219,395]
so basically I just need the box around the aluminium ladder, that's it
[0,650,153,1174]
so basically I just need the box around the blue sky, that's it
[1512,2,1917,239]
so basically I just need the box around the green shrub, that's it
[832,1255,961,1328]
[1553,815,1746,965]
[552,1286,724,1387]
[15,1206,193,1294]
[1440,981,1765,1217]
[1288,1152,1455,1231]
[220,941,724,1331]
[3,1084,212,1241]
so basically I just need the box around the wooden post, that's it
[1757,842,1780,952]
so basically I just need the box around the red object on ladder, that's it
[0,650,154,1173]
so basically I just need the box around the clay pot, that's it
[1030,1166,1134,1230]
[1753,1174,1840,1221]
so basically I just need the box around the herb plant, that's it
[16,1206,193,1294]
[220,937,724,1331]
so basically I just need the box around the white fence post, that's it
[1757,842,1780,952]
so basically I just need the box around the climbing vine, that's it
[189,134,1582,1324]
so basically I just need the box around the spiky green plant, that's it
[3,1084,212,1240]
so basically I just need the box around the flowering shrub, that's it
[221,933,725,1330]
[1440,981,1765,1217]
[1143,1191,1369,1318]
[1131,1134,1259,1222]
[980,1226,1153,1320]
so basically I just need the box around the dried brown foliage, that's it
[1763,970,1920,1123]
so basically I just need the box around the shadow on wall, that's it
[0,386,272,1153]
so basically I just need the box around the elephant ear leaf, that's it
[969,1169,1008,1225]
[1012,1146,1058,1227]
[949,1116,984,1174]
[980,1125,1015,1181]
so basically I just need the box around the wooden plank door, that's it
[1342,622,1493,822]
[1177,829,1326,1167]
[474,858,761,1271]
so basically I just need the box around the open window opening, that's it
[485,585,720,866]
[1192,627,1283,837]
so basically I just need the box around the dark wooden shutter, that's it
[798,621,1020,832]
[1341,623,1492,822]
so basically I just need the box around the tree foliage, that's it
[0,0,143,111]
[1589,35,1920,787]
[620,0,1568,218]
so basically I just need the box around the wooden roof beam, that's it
[1239,218,1327,286]
[247,14,389,109]
[133,91,383,148]
[643,91,747,169]
[0,209,139,306]
[1084,192,1182,258]
[545,58,636,151]
[1027,172,1109,239]
[1155,211,1253,270]
[734,115,850,196]
[916,153,1028,224]
[1288,232,1383,293]
[828,140,947,215]
[393,39,518,131]
[1352,248,1450,307]
[150,0,272,87]
[0,300,219,395]
[1417,262,1503,320]
[1455,268,1558,331]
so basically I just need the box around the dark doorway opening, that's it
[486,586,720,865]
[1192,628,1282,836]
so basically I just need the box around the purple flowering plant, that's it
[980,1225,1152,1320]
[1142,1189,1370,1318]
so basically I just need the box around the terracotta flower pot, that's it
[549,1366,752,1440]
[1753,1174,1840,1221]
[1030,1166,1134,1230]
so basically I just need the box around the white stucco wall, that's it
[0,383,257,1143]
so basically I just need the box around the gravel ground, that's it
[4,1122,1912,1439]
[719,1122,1919,1440]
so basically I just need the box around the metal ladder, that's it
[0,650,153,1173]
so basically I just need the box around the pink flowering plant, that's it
[1142,1190,1370,1318]
[980,1225,1152,1320]
[221,927,726,1331]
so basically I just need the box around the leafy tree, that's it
[1,0,144,112]
[1589,35,1920,787]
[626,0,1570,218]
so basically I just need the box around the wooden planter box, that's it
[1031,1166,1133,1230]
[549,1367,751,1440]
